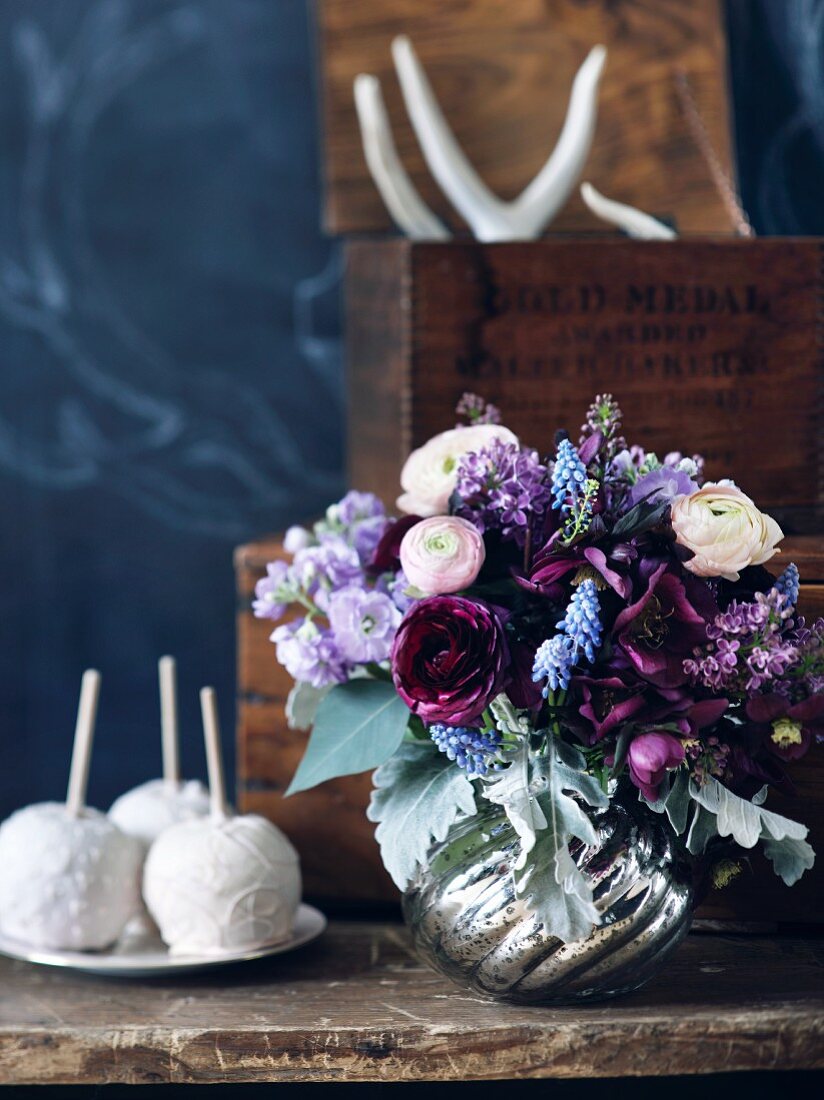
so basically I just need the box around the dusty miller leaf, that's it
[644,768,691,835]
[689,776,808,850]
[482,742,546,869]
[685,802,718,855]
[513,734,609,944]
[285,682,332,731]
[762,835,816,886]
[367,742,477,889]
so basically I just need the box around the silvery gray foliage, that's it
[512,735,609,944]
[483,742,546,869]
[644,768,692,834]
[645,770,814,884]
[688,775,814,886]
[368,742,477,889]
[285,681,331,731]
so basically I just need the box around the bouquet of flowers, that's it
[255,394,819,944]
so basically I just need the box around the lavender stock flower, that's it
[328,587,401,663]
[270,619,349,688]
[252,560,293,620]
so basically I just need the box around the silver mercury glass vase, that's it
[402,795,694,1004]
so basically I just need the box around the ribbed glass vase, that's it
[402,794,694,1005]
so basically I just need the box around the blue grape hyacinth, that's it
[551,438,587,514]
[430,724,504,776]
[774,563,800,607]
[556,578,603,663]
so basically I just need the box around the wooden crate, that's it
[346,238,824,531]
[316,0,735,236]
[236,533,824,923]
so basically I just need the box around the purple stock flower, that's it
[270,620,349,688]
[328,587,401,663]
[453,440,550,547]
[333,490,385,528]
[291,537,363,610]
[252,560,292,621]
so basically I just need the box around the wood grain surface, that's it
[236,534,824,921]
[316,0,736,235]
[347,238,824,529]
[0,924,822,1084]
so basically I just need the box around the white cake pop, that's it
[109,657,210,848]
[144,687,301,956]
[0,671,143,950]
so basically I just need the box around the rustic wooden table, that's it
[0,922,822,1085]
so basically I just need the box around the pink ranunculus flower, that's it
[400,516,486,595]
[397,424,519,517]
[627,732,686,801]
[670,481,784,582]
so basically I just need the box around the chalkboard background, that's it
[0,0,821,819]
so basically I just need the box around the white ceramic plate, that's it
[0,903,326,977]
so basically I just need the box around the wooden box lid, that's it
[316,0,737,236]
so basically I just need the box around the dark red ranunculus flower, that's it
[368,514,422,574]
[391,595,509,726]
[612,559,717,688]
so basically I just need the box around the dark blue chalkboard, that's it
[0,0,822,819]
[0,0,344,815]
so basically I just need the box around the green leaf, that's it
[514,734,609,944]
[286,679,409,795]
[689,776,808,850]
[367,742,477,888]
[612,499,670,538]
[762,835,816,886]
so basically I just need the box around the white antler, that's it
[354,73,450,240]
[390,36,607,241]
[580,182,676,239]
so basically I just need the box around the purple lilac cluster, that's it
[453,439,551,548]
[580,393,626,461]
[684,588,798,694]
[455,392,502,426]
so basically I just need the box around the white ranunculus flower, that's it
[670,482,784,581]
[396,424,519,516]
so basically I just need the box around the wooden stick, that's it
[200,687,227,819]
[159,656,180,786]
[66,669,102,817]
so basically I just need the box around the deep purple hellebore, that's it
[744,693,824,762]
[612,560,717,688]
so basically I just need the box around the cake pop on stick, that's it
[109,657,210,848]
[144,687,301,956]
[0,670,143,950]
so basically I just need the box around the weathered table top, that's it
[0,922,821,1085]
